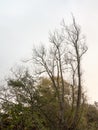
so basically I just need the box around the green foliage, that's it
[0,71,98,130]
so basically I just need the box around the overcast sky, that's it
[0,0,98,103]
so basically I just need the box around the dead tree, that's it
[33,16,87,130]
[62,16,88,130]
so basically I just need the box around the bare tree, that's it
[62,16,88,130]
[32,16,87,130]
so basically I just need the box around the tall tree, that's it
[62,16,88,130]
[33,16,87,130]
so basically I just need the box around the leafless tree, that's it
[32,16,87,130]
[62,16,88,130]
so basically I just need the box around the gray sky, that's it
[0,0,98,103]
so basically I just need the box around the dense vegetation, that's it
[0,17,98,130]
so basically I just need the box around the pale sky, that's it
[0,0,98,103]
